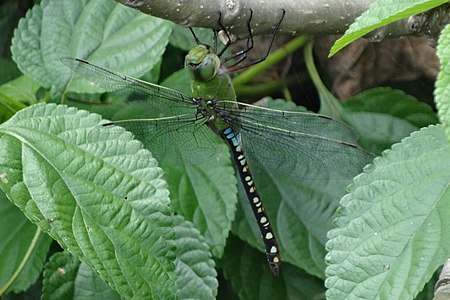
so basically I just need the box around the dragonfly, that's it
[61,14,372,276]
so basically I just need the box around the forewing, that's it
[61,57,194,117]
[217,101,359,143]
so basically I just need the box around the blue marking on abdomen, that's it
[224,127,232,135]
[223,127,241,147]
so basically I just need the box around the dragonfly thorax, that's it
[194,96,214,118]
[192,96,231,132]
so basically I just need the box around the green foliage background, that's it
[0,0,449,299]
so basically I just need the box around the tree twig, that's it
[117,0,440,39]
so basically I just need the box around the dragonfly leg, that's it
[189,27,202,45]
[188,11,233,56]
[221,9,254,66]
[217,11,233,58]
[226,9,286,72]
[213,29,218,53]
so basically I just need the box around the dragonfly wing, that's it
[90,115,223,165]
[217,100,360,143]
[232,114,374,180]
[61,57,194,117]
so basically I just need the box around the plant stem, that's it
[232,36,310,87]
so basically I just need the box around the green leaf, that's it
[304,42,345,118]
[329,0,449,57]
[0,190,52,294]
[0,103,177,299]
[165,160,236,259]
[11,0,172,95]
[42,252,79,299]
[346,112,418,154]
[221,235,325,300]
[345,87,437,128]
[74,262,121,299]
[0,89,27,123]
[326,125,450,299]
[344,87,438,153]
[169,25,214,52]
[42,252,120,300]
[0,75,42,123]
[415,271,440,300]
[0,76,41,105]
[435,23,450,139]
[173,215,218,299]
[159,68,192,96]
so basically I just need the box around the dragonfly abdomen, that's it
[221,127,281,275]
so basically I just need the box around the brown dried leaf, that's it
[314,36,439,99]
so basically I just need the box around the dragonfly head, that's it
[185,45,220,82]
